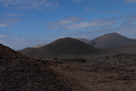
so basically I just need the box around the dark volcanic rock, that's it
[90,53,136,66]
[0,43,80,91]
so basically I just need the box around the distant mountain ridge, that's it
[19,32,136,59]
[32,44,46,48]
[90,32,136,48]
[76,38,91,44]
[29,32,136,49]
[19,37,99,59]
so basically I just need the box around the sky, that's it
[0,0,136,50]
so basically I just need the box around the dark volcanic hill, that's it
[90,32,136,48]
[19,37,99,59]
[76,38,91,44]
[0,43,82,91]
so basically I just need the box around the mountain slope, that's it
[0,43,82,91]
[90,32,136,48]
[76,38,91,44]
[19,37,99,59]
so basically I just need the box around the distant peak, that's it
[64,37,72,39]
[107,32,119,35]
[102,32,123,37]
[112,32,117,34]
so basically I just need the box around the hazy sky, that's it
[0,0,136,50]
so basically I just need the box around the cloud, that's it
[0,34,55,50]
[124,0,136,3]
[0,23,9,27]
[0,34,8,38]
[3,18,21,23]
[0,18,21,27]
[65,19,116,30]
[48,25,60,29]
[96,13,136,38]
[44,12,136,33]
[56,16,85,25]
[45,16,85,29]
[115,12,136,21]
[126,12,136,20]
[111,21,136,38]
[102,10,118,14]
[0,0,59,10]
[4,13,22,17]
[1,12,22,27]
[44,22,53,25]
[70,20,136,40]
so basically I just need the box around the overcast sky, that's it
[0,0,136,50]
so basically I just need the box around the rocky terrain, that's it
[0,43,85,91]
[51,54,136,91]
[1,43,136,91]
